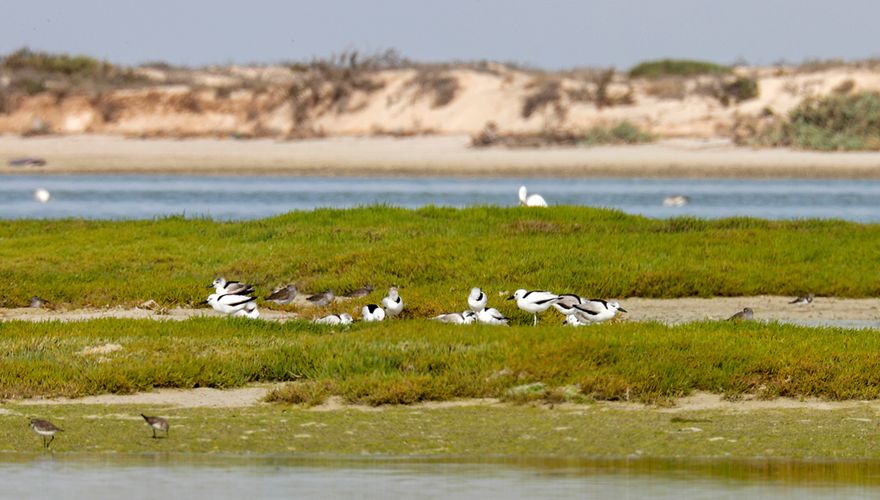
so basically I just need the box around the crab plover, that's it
[362,304,385,322]
[209,277,254,296]
[508,289,559,325]
[313,313,354,325]
[467,288,488,312]
[381,287,404,317]
[30,418,63,449]
[572,299,627,324]
[141,414,169,438]
[205,293,256,316]
[476,307,510,326]
[552,294,584,315]
[431,311,477,325]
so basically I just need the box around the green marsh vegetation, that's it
[3,318,880,403]
[1,207,877,310]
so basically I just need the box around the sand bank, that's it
[2,135,880,178]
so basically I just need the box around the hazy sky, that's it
[2,0,878,69]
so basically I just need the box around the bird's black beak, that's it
[506,295,514,301]
[200,299,209,305]
[206,284,213,289]
[618,307,627,313]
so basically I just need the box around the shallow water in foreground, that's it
[3,175,880,221]
[7,455,880,499]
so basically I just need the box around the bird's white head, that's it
[469,287,482,300]
[388,287,399,299]
[206,294,219,305]
[518,185,528,204]
[608,301,627,313]
[212,277,226,288]
[507,289,527,301]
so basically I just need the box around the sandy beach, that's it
[3,134,880,178]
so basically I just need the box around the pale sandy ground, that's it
[3,135,880,178]
[2,296,877,325]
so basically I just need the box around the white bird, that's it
[563,314,590,327]
[476,307,510,326]
[209,277,254,296]
[508,289,560,325]
[468,287,488,312]
[33,188,51,203]
[552,294,584,315]
[518,185,547,207]
[232,301,260,319]
[206,293,257,316]
[431,311,477,324]
[572,299,627,323]
[381,287,404,317]
[662,195,690,208]
[362,304,386,322]
[314,313,354,325]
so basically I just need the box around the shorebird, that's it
[662,195,690,207]
[307,290,335,307]
[313,313,354,325]
[209,277,254,296]
[231,301,260,319]
[563,314,590,327]
[30,418,63,449]
[343,284,373,298]
[572,299,627,324]
[476,307,509,325]
[552,294,584,315]
[728,307,754,322]
[29,296,49,308]
[141,414,169,438]
[518,185,547,207]
[431,311,477,325]
[381,287,404,317]
[205,293,256,316]
[362,304,385,322]
[33,188,51,203]
[789,294,814,305]
[467,287,488,312]
[508,289,560,325]
[265,284,296,318]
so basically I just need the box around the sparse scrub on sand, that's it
[1,207,878,310]
[738,92,880,150]
[629,59,731,78]
[581,121,653,145]
[4,318,880,404]
[406,70,460,107]
[695,76,760,106]
[522,79,563,118]
[472,121,653,147]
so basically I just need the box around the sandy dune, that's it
[2,134,880,178]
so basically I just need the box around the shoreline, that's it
[3,134,880,178]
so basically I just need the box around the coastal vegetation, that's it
[1,207,877,309]
[628,59,732,78]
[1,318,880,404]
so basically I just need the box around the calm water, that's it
[7,456,880,499]
[3,175,880,221]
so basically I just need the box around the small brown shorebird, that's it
[29,296,49,308]
[343,284,373,299]
[141,414,169,438]
[789,294,814,305]
[265,284,297,319]
[728,307,754,322]
[30,418,63,449]
[307,289,335,307]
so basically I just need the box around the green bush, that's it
[582,121,653,145]
[629,59,731,78]
[2,47,111,77]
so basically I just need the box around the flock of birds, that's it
[204,276,629,327]
[29,414,168,450]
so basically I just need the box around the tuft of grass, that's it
[2,47,110,76]
[4,318,880,404]
[1,207,878,309]
[740,92,880,151]
[581,121,654,145]
[629,59,731,78]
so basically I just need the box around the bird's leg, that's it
[533,314,538,326]
[152,428,156,439]
[47,435,54,449]
[41,436,46,448]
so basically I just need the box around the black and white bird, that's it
[343,284,373,298]
[232,301,260,319]
[728,307,754,322]
[571,299,627,324]
[789,294,814,306]
[30,418,63,449]
[431,311,477,325]
[552,294,585,315]
[518,185,548,207]
[362,304,386,322]
[508,289,560,325]
[563,314,590,327]
[205,293,257,316]
[141,414,169,438]
[307,290,335,307]
[476,307,510,326]
[314,313,354,325]
[468,287,488,312]
[381,287,404,317]
[209,277,254,296]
